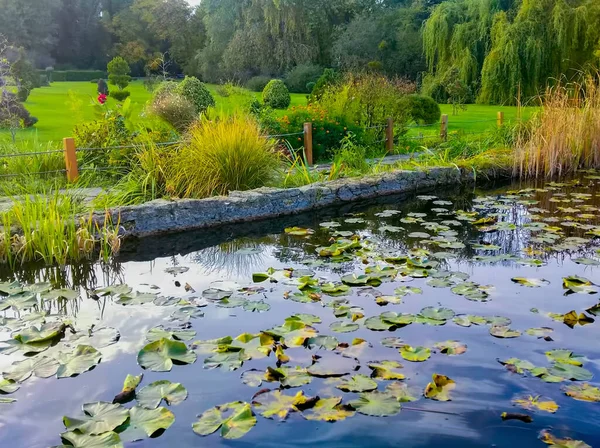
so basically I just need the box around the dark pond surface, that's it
[2,175,600,448]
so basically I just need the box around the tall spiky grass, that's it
[514,74,600,178]
[167,116,281,198]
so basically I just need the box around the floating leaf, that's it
[3,356,59,382]
[285,227,314,236]
[302,397,355,421]
[119,406,174,443]
[243,300,271,313]
[252,390,314,420]
[381,337,405,349]
[434,341,467,355]
[146,326,196,342]
[307,354,359,377]
[136,380,187,409]
[548,363,593,381]
[115,291,157,306]
[368,360,405,380]
[546,350,584,366]
[563,383,600,402]
[265,366,312,388]
[385,382,419,402]
[419,306,455,321]
[490,326,521,338]
[137,338,196,372]
[304,335,339,351]
[288,314,321,325]
[112,374,143,404]
[0,377,19,394]
[511,278,550,287]
[336,374,378,392]
[424,374,455,401]
[170,306,205,320]
[41,288,79,301]
[193,401,256,440]
[572,258,600,266]
[330,321,359,333]
[241,369,264,388]
[0,292,37,311]
[539,430,591,448]
[204,351,246,371]
[63,402,129,435]
[513,396,559,413]
[400,345,431,362]
[60,431,123,448]
[56,345,101,378]
[526,328,554,338]
[348,391,401,416]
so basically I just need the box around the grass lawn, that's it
[1,81,308,147]
[1,80,535,146]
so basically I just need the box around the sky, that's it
[186,0,201,5]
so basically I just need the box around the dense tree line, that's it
[0,0,598,103]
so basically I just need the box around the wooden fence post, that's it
[385,117,394,152]
[440,114,448,142]
[497,111,504,127]
[303,122,313,166]
[63,137,79,182]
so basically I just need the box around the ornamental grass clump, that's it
[514,74,600,178]
[167,116,280,198]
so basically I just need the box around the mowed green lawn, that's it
[2,81,535,146]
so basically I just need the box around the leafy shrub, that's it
[284,64,323,93]
[40,75,49,87]
[269,105,363,161]
[246,75,271,92]
[144,76,162,93]
[16,88,30,102]
[309,69,342,102]
[150,93,197,133]
[39,70,107,82]
[97,79,109,95]
[263,80,291,109]
[306,82,316,93]
[167,116,280,198]
[107,57,131,90]
[154,81,179,99]
[0,92,38,128]
[175,76,215,115]
[331,134,372,173]
[405,94,441,124]
[111,90,131,102]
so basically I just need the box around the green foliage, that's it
[107,57,132,91]
[97,79,109,95]
[309,69,342,101]
[11,52,38,101]
[39,70,108,82]
[406,95,441,124]
[270,105,362,161]
[246,76,271,93]
[111,90,131,102]
[150,93,197,133]
[167,116,280,198]
[284,64,323,93]
[263,80,291,109]
[175,77,215,115]
[153,81,179,100]
[0,92,38,129]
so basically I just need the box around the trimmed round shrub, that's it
[284,64,323,93]
[175,76,215,115]
[167,116,280,198]
[306,82,316,93]
[246,75,271,92]
[406,94,441,124]
[154,81,179,99]
[0,92,38,128]
[111,90,131,102]
[97,79,109,95]
[263,80,291,109]
[150,93,197,133]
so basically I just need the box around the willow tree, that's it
[479,0,600,104]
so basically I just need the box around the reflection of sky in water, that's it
[2,179,600,447]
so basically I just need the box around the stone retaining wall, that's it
[110,167,475,237]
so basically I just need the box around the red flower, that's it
[98,93,107,105]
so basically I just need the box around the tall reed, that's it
[514,74,600,178]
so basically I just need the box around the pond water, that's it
[2,174,600,448]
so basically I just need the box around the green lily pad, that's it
[336,374,378,392]
[252,390,314,420]
[511,278,550,287]
[60,431,123,448]
[400,345,431,362]
[0,292,37,311]
[3,356,59,382]
[136,380,188,409]
[118,406,175,443]
[424,374,455,401]
[419,306,455,321]
[304,335,339,351]
[548,363,593,381]
[526,327,554,338]
[169,306,205,320]
[115,291,157,305]
[94,284,132,297]
[368,360,405,380]
[385,382,419,402]
[204,351,246,371]
[113,374,143,404]
[137,338,196,372]
[321,283,350,296]
[490,326,521,338]
[563,383,600,402]
[572,257,600,266]
[285,227,314,236]
[0,377,19,394]
[433,341,467,355]
[307,354,359,377]
[330,321,359,333]
[301,396,355,421]
[243,300,271,313]
[63,402,129,435]
[192,401,256,439]
[381,337,405,348]
[288,314,321,325]
[499,358,536,374]
[56,345,101,378]
[241,369,264,388]
[265,366,312,388]
[546,349,584,366]
[348,391,401,416]
[42,288,80,301]
[146,326,196,342]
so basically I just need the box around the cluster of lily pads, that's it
[4,177,600,447]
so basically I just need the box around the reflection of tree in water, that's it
[190,237,274,278]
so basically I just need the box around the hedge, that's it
[38,70,107,82]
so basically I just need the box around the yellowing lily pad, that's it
[336,374,378,392]
[385,382,419,402]
[368,360,405,380]
[137,338,196,372]
[400,345,431,362]
[539,430,591,448]
[434,341,467,355]
[302,396,355,421]
[348,391,401,416]
[252,390,314,420]
[513,395,559,413]
[490,326,521,338]
[511,278,550,287]
[563,383,600,402]
[424,374,455,401]
[193,401,256,440]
